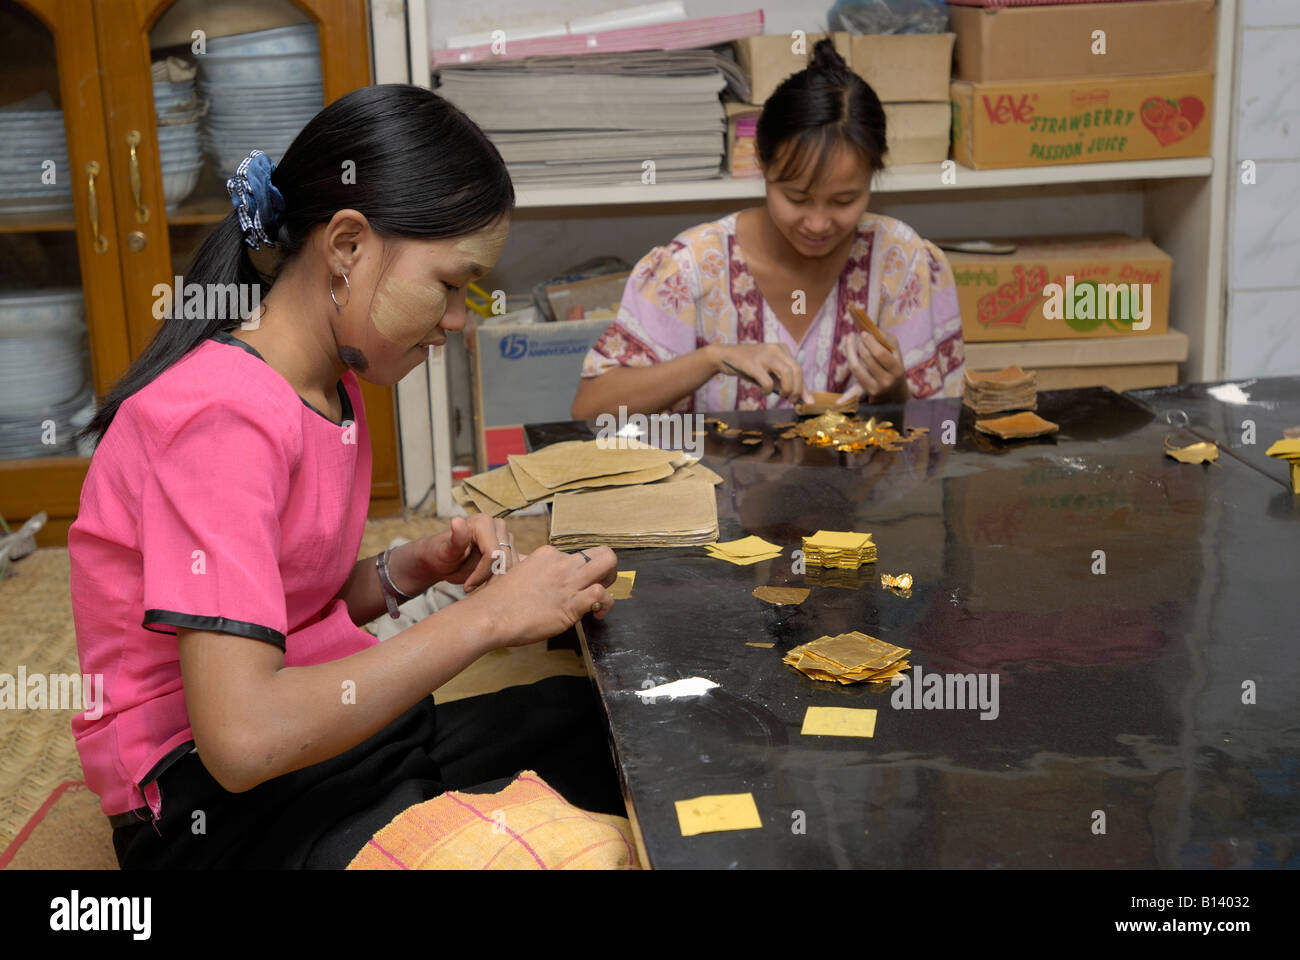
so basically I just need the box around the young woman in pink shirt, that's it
[70,85,623,869]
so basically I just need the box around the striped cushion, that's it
[347,771,641,870]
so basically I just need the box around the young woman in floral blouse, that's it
[572,39,965,418]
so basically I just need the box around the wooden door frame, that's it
[0,0,131,545]
[91,0,401,513]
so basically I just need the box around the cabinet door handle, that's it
[85,161,108,254]
[125,130,150,224]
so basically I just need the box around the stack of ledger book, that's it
[452,439,722,518]
[962,365,1038,414]
[436,50,739,185]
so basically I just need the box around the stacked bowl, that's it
[153,75,204,209]
[0,109,74,215]
[200,24,324,177]
[0,289,92,459]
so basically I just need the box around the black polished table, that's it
[526,386,1300,869]
[1126,376,1300,490]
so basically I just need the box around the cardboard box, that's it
[734,32,953,105]
[848,33,955,103]
[471,316,612,470]
[951,0,1216,84]
[542,270,629,322]
[950,72,1212,169]
[884,102,951,165]
[733,33,850,105]
[945,235,1172,342]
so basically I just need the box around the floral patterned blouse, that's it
[580,211,965,412]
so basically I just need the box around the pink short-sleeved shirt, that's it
[69,331,378,818]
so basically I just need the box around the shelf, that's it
[513,157,1214,209]
[964,330,1189,369]
[0,210,76,234]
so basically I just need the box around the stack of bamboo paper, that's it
[549,479,719,549]
[452,439,722,518]
[963,365,1037,414]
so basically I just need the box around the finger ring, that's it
[579,550,591,563]
[591,601,602,612]
[497,541,511,549]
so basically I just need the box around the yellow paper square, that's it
[805,530,871,550]
[609,571,635,600]
[800,706,878,738]
[674,792,763,837]
[712,535,782,558]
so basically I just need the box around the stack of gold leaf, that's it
[705,534,783,565]
[802,529,876,569]
[452,439,723,518]
[783,631,910,685]
[788,411,925,453]
[1265,437,1300,493]
[962,365,1037,414]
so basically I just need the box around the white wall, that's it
[426,0,836,51]
[1224,0,1300,377]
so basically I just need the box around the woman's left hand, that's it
[413,514,517,592]
[837,330,910,404]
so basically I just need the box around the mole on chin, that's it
[338,345,369,371]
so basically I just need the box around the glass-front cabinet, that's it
[0,0,398,545]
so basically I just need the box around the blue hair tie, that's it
[227,150,285,250]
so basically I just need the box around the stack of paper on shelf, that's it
[549,479,719,549]
[436,50,735,185]
[962,365,1038,414]
[452,439,722,517]
[801,530,877,569]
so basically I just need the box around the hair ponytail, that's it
[82,83,514,444]
[757,37,888,186]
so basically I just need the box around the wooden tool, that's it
[848,304,893,352]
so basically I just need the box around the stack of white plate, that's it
[0,288,91,459]
[0,109,74,215]
[200,24,324,177]
[154,77,203,208]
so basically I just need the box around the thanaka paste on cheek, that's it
[370,276,447,346]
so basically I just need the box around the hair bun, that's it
[808,36,850,75]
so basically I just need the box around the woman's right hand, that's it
[710,343,815,405]
[474,544,618,648]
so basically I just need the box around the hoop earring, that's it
[330,272,350,309]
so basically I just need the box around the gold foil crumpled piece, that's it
[880,572,913,598]
[790,411,925,453]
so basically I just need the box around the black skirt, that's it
[112,675,626,869]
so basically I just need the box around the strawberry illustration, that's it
[1141,95,1205,146]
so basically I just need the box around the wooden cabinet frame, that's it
[2,0,401,545]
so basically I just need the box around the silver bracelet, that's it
[376,546,420,619]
